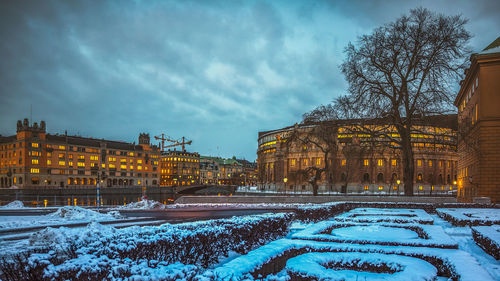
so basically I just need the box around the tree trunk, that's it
[400,127,415,196]
[312,182,318,196]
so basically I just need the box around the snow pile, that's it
[45,206,121,221]
[291,221,458,249]
[334,208,434,224]
[286,252,436,281]
[206,239,495,281]
[436,208,500,226]
[472,225,500,260]
[1,200,25,209]
[116,199,166,210]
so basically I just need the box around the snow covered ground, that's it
[0,203,499,280]
[0,205,121,229]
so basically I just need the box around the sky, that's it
[0,0,499,161]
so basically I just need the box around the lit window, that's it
[30,168,39,174]
[364,159,369,166]
[428,160,433,167]
[417,160,422,167]
[31,143,39,148]
[59,161,66,166]
[47,159,52,165]
[101,163,106,168]
[137,165,142,170]
[58,145,66,150]
[341,159,346,166]
[32,159,39,164]
[130,165,134,170]
[77,162,85,167]
[58,153,65,158]
[120,164,127,169]
[377,159,383,166]
[90,155,98,161]
[364,185,369,190]
[391,159,397,166]
[290,159,296,166]
[137,159,143,164]
[378,186,383,190]
[78,155,85,160]
[315,158,321,166]
[393,186,397,190]
[109,163,116,168]
[419,186,423,190]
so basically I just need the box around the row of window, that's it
[284,158,454,168]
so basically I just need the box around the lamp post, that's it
[97,172,100,210]
[396,179,401,196]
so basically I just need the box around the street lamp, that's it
[396,179,401,195]
[283,177,288,194]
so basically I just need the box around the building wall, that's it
[455,49,500,203]
[0,119,160,188]
[257,122,458,194]
[160,151,200,187]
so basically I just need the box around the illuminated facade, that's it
[455,37,500,203]
[0,119,160,188]
[159,150,200,187]
[257,115,458,194]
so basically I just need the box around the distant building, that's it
[159,150,200,187]
[454,36,500,203]
[0,118,160,188]
[199,156,256,186]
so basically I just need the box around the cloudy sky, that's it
[1,0,498,160]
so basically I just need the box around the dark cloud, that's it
[0,0,497,160]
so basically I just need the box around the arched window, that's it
[377,173,384,183]
[363,173,370,183]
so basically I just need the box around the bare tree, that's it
[284,106,340,196]
[338,8,470,195]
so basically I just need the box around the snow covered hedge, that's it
[205,239,495,281]
[472,225,500,260]
[291,221,458,249]
[0,212,294,281]
[295,202,498,222]
[286,252,437,281]
[436,208,500,226]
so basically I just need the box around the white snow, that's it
[290,221,458,248]
[116,199,167,210]
[334,208,434,224]
[286,252,436,281]
[0,206,121,229]
[1,200,25,209]
[436,208,500,225]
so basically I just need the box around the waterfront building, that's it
[455,37,500,203]
[0,119,160,188]
[257,115,458,194]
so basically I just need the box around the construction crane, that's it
[154,134,192,152]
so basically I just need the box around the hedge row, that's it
[472,227,500,260]
[0,213,294,281]
[294,202,498,222]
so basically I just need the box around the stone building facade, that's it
[0,119,160,188]
[257,116,458,194]
[455,37,500,203]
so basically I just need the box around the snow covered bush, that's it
[334,208,434,224]
[286,252,437,281]
[291,221,458,249]
[205,239,495,281]
[1,200,24,209]
[436,208,500,226]
[472,225,500,260]
[0,213,294,281]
